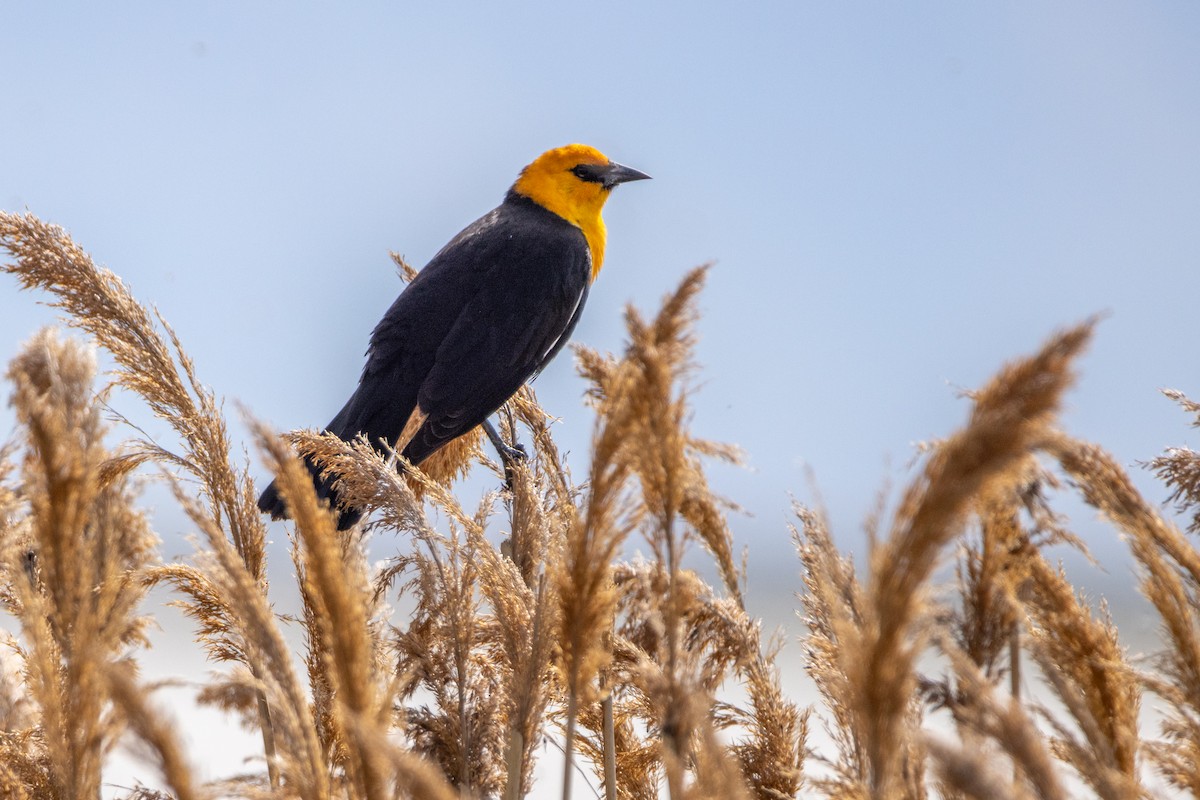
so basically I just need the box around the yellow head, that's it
[511,144,650,280]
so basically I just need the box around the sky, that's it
[3,1,1200,791]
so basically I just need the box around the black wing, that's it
[403,201,591,463]
[323,207,512,444]
[258,195,590,527]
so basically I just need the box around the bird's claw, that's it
[482,418,527,490]
[499,441,527,491]
[499,440,527,463]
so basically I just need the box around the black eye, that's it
[571,165,590,179]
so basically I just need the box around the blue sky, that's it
[4,1,1200,786]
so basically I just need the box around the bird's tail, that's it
[256,478,290,519]
[256,455,364,531]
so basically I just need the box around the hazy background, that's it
[3,1,1200,792]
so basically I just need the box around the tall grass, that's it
[2,210,1199,798]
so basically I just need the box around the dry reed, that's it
[0,329,158,799]
[4,209,1200,800]
[831,321,1093,797]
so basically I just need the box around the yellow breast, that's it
[511,144,615,281]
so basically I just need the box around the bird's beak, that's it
[602,161,652,188]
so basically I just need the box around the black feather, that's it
[258,191,591,529]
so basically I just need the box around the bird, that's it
[258,143,650,529]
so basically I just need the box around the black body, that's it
[258,191,592,528]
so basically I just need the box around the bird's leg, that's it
[482,415,526,490]
[482,417,526,463]
[502,403,524,457]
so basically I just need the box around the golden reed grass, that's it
[4,210,1200,799]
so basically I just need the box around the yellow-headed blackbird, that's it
[258,144,650,528]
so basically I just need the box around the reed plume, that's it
[863,322,1092,795]
[0,329,157,798]
[9,209,1200,800]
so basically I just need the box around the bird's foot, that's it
[482,418,527,490]
[497,439,527,464]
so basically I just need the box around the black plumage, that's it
[258,194,590,528]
